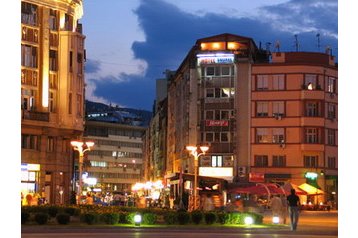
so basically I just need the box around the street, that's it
[22,211,338,238]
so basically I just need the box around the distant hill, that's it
[85,100,152,127]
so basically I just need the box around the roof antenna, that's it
[274,40,281,52]
[265,42,272,53]
[316,33,321,52]
[294,34,299,52]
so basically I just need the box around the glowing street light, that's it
[71,140,94,202]
[186,145,209,210]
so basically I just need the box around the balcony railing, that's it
[22,110,49,122]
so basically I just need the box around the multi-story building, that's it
[83,108,148,194]
[21,0,85,204]
[165,33,338,204]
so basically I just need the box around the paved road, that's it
[22,210,338,238]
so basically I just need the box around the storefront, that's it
[21,163,40,205]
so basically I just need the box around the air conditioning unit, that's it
[238,166,246,177]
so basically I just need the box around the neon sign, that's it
[197,53,234,65]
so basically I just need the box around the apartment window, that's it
[257,75,268,90]
[49,92,56,112]
[221,110,230,119]
[304,156,318,168]
[68,93,72,114]
[21,2,38,26]
[21,45,37,68]
[256,102,268,117]
[205,133,214,142]
[49,9,58,31]
[76,94,82,116]
[214,133,220,142]
[77,53,83,74]
[206,67,215,76]
[254,155,268,167]
[205,110,214,120]
[272,128,285,143]
[206,88,214,98]
[305,101,319,117]
[304,74,317,90]
[327,77,336,93]
[221,132,229,142]
[21,27,38,43]
[273,74,285,90]
[256,128,269,143]
[49,50,58,71]
[328,103,336,119]
[327,129,336,145]
[47,137,55,152]
[272,101,285,117]
[211,155,223,167]
[221,66,230,76]
[272,156,286,167]
[49,74,57,89]
[64,14,73,31]
[21,134,39,150]
[69,51,73,72]
[328,157,336,169]
[305,128,319,143]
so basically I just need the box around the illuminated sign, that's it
[21,163,40,171]
[205,120,229,127]
[83,177,97,185]
[249,172,265,182]
[305,172,318,179]
[199,167,233,179]
[197,53,234,65]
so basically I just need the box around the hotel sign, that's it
[205,120,229,127]
[197,53,234,65]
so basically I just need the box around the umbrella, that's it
[282,182,308,195]
[298,183,324,195]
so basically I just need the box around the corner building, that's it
[166,33,338,204]
[21,0,85,204]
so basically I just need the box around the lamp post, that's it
[71,140,94,203]
[186,145,209,210]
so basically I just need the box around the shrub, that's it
[34,213,48,225]
[48,206,59,218]
[56,213,70,225]
[204,212,217,225]
[191,210,203,224]
[163,212,177,225]
[118,212,129,224]
[80,213,98,225]
[64,207,79,216]
[217,212,229,224]
[177,211,190,225]
[101,213,119,225]
[143,213,157,225]
[21,212,30,224]
[126,212,137,224]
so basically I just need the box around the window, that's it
[21,134,39,150]
[328,157,336,169]
[257,75,268,90]
[49,9,58,31]
[304,156,318,168]
[304,74,317,89]
[205,110,214,120]
[254,155,268,167]
[273,74,285,90]
[221,132,229,142]
[49,92,55,112]
[221,110,230,119]
[68,93,72,114]
[70,51,73,72]
[206,67,215,76]
[21,2,37,26]
[272,128,285,143]
[64,14,73,31]
[305,101,319,117]
[327,129,336,145]
[47,137,55,152]
[256,102,268,117]
[327,77,336,93]
[77,53,83,74]
[272,101,285,117]
[305,128,319,143]
[76,94,82,116]
[328,103,336,119]
[211,155,223,167]
[272,156,286,167]
[49,50,57,71]
[206,88,214,98]
[205,133,214,142]
[221,66,230,76]
[21,45,37,68]
[21,27,38,43]
[256,128,269,143]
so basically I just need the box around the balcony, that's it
[22,110,49,122]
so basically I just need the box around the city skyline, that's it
[82,0,338,110]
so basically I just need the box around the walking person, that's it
[287,189,300,231]
[270,195,283,222]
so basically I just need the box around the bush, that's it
[34,213,48,225]
[81,213,98,225]
[101,213,119,225]
[21,212,30,224]
[217,212,229,224]
[64,207,79,216]
[118,212,129,224]
[48,206,59,218]
[204,212,217,225]
[56,213,70,225]
[163,212,177,225]
[126,212,137,224]
[142,213,157,225]
[177,211,190,225]
[191,210,203,224]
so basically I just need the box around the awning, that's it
[298,183,324,195]
[228,183,284,195]
[282,182,307,195]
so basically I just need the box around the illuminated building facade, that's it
[166,33,338,204]
[21,0,85,204]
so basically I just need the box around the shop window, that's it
[211,155,223,167]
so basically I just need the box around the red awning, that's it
[228,183,285,195]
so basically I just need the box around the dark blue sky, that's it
[82,0,337,111]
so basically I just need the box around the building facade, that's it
[21,0,85,205]
[164,33,338,204]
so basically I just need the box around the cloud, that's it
[87,0,337,110]
[85,59,101,74]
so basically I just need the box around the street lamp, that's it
[186,145,209,210]
[71,140,94,203]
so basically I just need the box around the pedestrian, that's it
[85,192,94,205]
[287,188,300,231]
[270,195,283,219]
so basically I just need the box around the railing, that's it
[22,110,49,122]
